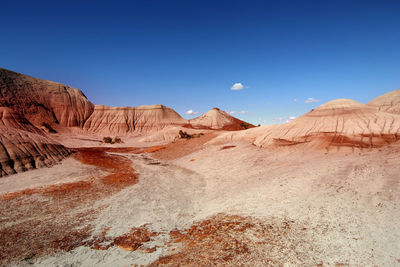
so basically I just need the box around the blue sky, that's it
[2,0,400,125]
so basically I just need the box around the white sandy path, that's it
[34,143,400,266]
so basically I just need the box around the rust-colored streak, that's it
[72,149,138,187]
[143,145,166,153]
[220,145,236,150]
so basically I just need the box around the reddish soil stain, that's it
[71,148,138,187]
[151,132,218,160]
[143,146,166,153]
[149,214,310,266]
[220,145,236,150]
[84,226,158,252]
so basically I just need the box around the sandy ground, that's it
[50,126,214,148]
[1,137,400,266]
[0,158,103,195]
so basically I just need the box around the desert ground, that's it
[1,134,400,266]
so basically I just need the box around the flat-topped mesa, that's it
[189,107,254,130]
[83,104,188,135]
[367,89,400,115]
[0,68,94,129]
[0,107,69,177]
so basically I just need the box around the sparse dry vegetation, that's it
[240,122,250,129]
[113,137,122,144]
[103,136,113,143]
[178,130,204,139]
[103,136,123,144]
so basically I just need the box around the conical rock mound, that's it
[367,89,400,115]
[190,108,254,130]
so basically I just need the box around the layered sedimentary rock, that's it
[0,68,94,128]
[367,89,400,115]
[83,104,188,135]
[0,107,69,176]
[215,98,400,150]
[189,108,254,130]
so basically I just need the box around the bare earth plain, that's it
[1,134,400,266]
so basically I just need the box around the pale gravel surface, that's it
[0,158,104,194]
[11,142,400,266]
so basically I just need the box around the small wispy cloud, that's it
[293,98,297,102]
[272,116,296,124]
[185,109,200,115]
[230,83,247,91]
[305,98,320,104]
[229,110,249,114]
[272,117,285,123]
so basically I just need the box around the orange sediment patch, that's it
[71,148,138,187]
[113,227,154,251]
[143,145,166,153]
[151,132,218,160]
[84,226,158,252]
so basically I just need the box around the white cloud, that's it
[185,109,200,115]
[272,116,296,124]
[305,98,320,103]
[231,83,245,90]
[229,110,249,114]
[293,98,297,102]
[272,117,285,123]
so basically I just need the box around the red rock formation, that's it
[367,89,400,115]
[0,68,94,128]
[83,104,188,135]
[0,107,69,176]
[216,98,400,150]
[189,108,254,130]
